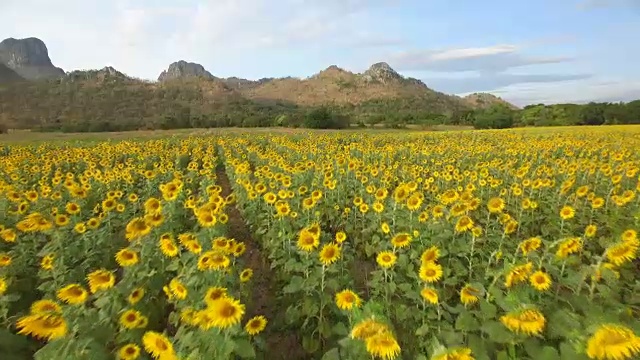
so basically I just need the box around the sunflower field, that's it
[1,126,640,360]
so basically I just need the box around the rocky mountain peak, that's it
[362,62,402,83]
[158,60,216,82]
[0,37,65,80]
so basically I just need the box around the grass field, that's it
[1,126,639,360]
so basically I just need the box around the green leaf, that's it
[283,275,305,294]
[332,322,349,336]
[538,346,561,360]
[481,320,514,343]
[478,300,497,320]
[455,310,479,331]
[321,348,341,360]
[415,323,430,336]
[467,334,490,360]
[233,338,256,358]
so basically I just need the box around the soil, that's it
[215,166,307,360]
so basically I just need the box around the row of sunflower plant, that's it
[0,139,267,359]
[218,127,640,360]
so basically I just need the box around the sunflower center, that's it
[220,303,237,317]
[68,287,84,297]
[126,313,137,322]
[155,338,169,351]
[425,269,436,277]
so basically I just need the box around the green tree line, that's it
[0,76,638,132]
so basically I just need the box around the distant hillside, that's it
[0,63,24,83]
[242,62,467,114]
[0,36,530,132]
[463,93,518,109]
[0,37,64,80]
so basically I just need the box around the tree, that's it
[303,106,349,129]
[579,102,606,125]
[473,104,515,129]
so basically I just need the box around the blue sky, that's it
[1,0,639,106]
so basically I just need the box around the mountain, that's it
[463,93,519,110]
[0,36,524,132]
[241,62,466,114]
[0,37,64,80]
[0,63,24,83]
[158,60,216,82]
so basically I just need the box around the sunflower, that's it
[518,237,542,256]
[168,279,187,300]
[65,202,80,215]
[621,229,638,244]
[0,277,7,295]
[376,251,397,268]
[585,224,598,238]
[118,343,141,360]
[297,229,319,252]
[0,253,12,268]
[460,284,480,306]
[142,331,176,360]
[57,284,88,305]
[74,222,87,234]
[487,197,505,213]
[16,313,67,341]
[586,323,640,360]
[419,262,443,283]
[197,211,217,227]
[120,309,143,329]
[335,289,362,310]
[204,296,246,328]
[233,242,246,257]
[240,268,253,282]
[390,233,412,248]
[245,315,268,336]
[351,318,389,340]
[421,246,440,264]
[115,248,140,267]
[556,237,583,258]
[159,237,179,257]
[455,216,474,233]
[126,287,145,304]
[319,243,341,265]
[143,198,162,214]
[365,332,401,360]
[381,222,391,234]
[40,254,54,270]
[184,240,203,254]
[432,347,474,360]
[145,213,164,227]
[500,309,546,336]
[206,251,230,270]
[606,242,638,266]
[505,262,533,288]
[529,270,552,291]
[86,269,115,293]
[420,287,439,305]
[204,287,228,306]
[86,217,100,229]
[30,299,62,315]
[559,205,576,220]
[54,214,70,227]
[125,217,151,241]
[335,231,347,244]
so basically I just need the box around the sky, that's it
[1,0,639,106]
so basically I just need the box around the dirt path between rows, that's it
[215,166,307,360]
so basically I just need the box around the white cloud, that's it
[389,44,573,73]
[0,0,400,79]
[492,78,640,106]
